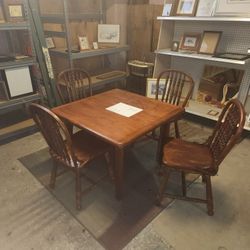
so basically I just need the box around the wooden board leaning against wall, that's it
[127,0,164,63]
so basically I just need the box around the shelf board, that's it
[91,70,128,88]
[0,21,29,30]
[50,45,130,59]
[155,49,250,66]
[157,16,250,22]
[41,12,103,23]
[0,57,36,70]
[186,100,250,131]
[0,93,41,115]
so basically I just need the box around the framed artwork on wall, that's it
[196,0,217,17]
[215,0,250,16]
[98,24,120,43]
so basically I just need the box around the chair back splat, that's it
[208,99,245,171]
[57,68,92,103]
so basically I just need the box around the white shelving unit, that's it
[154,15,250,130]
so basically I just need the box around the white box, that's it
[5,67,33,97]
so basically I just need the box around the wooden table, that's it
[52,89,184,199]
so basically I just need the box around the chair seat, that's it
[72,130,112,165]
[163,138,214,174]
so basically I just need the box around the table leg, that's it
[157,123,170,164]
[114,146,124,200]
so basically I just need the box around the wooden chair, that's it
[154,69,194,138]
[30,103,113,210]
[57,68,92,104]
[156,99,245,215]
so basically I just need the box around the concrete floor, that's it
[0,126,250,250]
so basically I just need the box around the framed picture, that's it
[162,3,173,16]
[215,0,250,17]
[93,42,99,50]
[0,4,5,23]
[78,36,90,50]
[3,0,25,22]
[98,24,120,43]
[146,78,166,99]
[175,0,199,16]
[196,0,217,17]
[180,33,201,51]
[198,31,222,55]
[45,37,55,49]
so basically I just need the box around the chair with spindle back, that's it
[30,103,114,210]
[57,68,92,104]
[156,99,245,215]
[154,69,194,138]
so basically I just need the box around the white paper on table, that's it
[106,102,143,117]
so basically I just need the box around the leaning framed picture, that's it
[146,78,166,99]
[3,0,25,22]
[179,33,201,52]
[78,36,90,50]
[98,24,120,43]
[175,0,199,16]
[198,31,222,55]
[45,37,55,49]
[215,0,250,17]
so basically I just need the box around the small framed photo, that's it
[162,3,173,16]
[45,37,55,49]
[146,78,166,99]
[180,33,201,51]
[93,42,99,50]
[78,36,90,50]
[3,0,25,22]
[175,0,199,16]
[98,24,120,43]
[171,41,179,51]
[198,31,222,55]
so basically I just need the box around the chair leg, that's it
[205,175,214,216]
[156,168,171,206]
[50,159,58,189]
[75,168,82,210]
[181,171,186,197]
[174,121,180,138]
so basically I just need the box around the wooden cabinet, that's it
[154,16,250,130]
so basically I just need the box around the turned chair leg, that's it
[75,168,82,210]
[174,121,180,138]
[156,168,171,206]
[50,159,58,189]
[205,175,214,216]
[181,171,186,196]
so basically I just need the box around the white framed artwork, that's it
[98,24,120,43]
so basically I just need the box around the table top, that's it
[52,89,184,147]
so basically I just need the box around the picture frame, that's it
[198,31,222,55]
[196,0,217,17]
[0,4,5,23]
[146,78,166,99]
[45,37,55,49]
[180,33,201,51]
[215,0,250,17]
[93,42,99,50]
[175,0,199,16]
[98,24,120,44]
[3,0,25,22]
[162,3,173,16]
[78,36,90,50]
